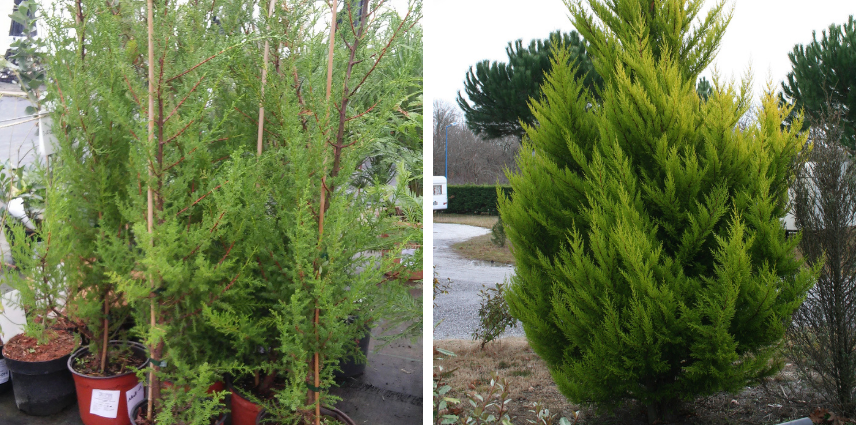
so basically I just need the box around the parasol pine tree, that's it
[498,0,818,422]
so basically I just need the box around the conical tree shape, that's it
[498,0,818,421]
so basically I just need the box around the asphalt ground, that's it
[432,223,522,340]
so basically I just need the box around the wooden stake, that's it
[257,0,277,157]
[146,0,155,419]
[314,307,320,425]
[313,176,326,425]
[100,297,109,374]
[325,0,337,102]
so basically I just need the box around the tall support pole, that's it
[145,0,155,419]
[257,0,278,156]
[325,0,337,101]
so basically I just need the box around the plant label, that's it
[0,359,8,384]
[126,383,145,421]
[90,389,120,418]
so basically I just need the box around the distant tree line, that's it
[432,100,518,184]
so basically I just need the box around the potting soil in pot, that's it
[68,341,149,425]
[2,331,77,415]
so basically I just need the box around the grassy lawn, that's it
[433,213,498,229]
[451,234,515,265]
[434,213,515,265]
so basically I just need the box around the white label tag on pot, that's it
[0,359,8,384]
[126,383,145,422]
[90,389,120,418]
[401,248,416,257]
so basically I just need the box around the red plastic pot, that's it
[229,381,263,425]
[392,257,423,281]
[256,407,356,425]
[68,341,148,425]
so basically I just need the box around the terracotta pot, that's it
[3,346,76,415]
[68,341,149,425]
[0,343,11,394]
[257,407,356,425]
[392,257,423,281]
[228,379,264,425]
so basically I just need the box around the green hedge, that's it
[444,185,513,215]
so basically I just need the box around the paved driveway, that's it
[432,223,523,340]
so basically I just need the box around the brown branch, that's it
[162,146,199,172]
[348,9,414,98]
[165,76,206,123]
[217,242,235,267]
[176,183,224,216]
[233,107,277,138]
[179,273,240,320]
[346,100,380,122]
[161,119,194,146]
[122,74,141,106]
[166,44,243,83]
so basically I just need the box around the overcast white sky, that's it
[424,0,855,113]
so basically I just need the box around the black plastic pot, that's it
[335,327,371,380]
[3,348,76,415]
[0,344,12,394]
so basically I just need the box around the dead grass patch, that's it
[435,338,830,425]
[450,233,515,265]
[433,213,498,229]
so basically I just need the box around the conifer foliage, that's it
[498,0,817,421]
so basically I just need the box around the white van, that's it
[433,176,447,210]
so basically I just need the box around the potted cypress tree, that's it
[34,0,249,423]
[1,165,78,416]
[0,0,78,416]
[35,1,152,423]
[105,0,256,423]
[199,1,423,424]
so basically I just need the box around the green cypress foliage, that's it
[497,0,817,421]
[40,0,253,420]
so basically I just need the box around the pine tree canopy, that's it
[458,30,719,142]
[781,15,856,150]
[498,0,818,421]
[457,30,602,141]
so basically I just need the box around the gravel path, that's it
[432,223,523,340]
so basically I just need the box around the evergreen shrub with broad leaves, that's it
[498,0,818,421]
